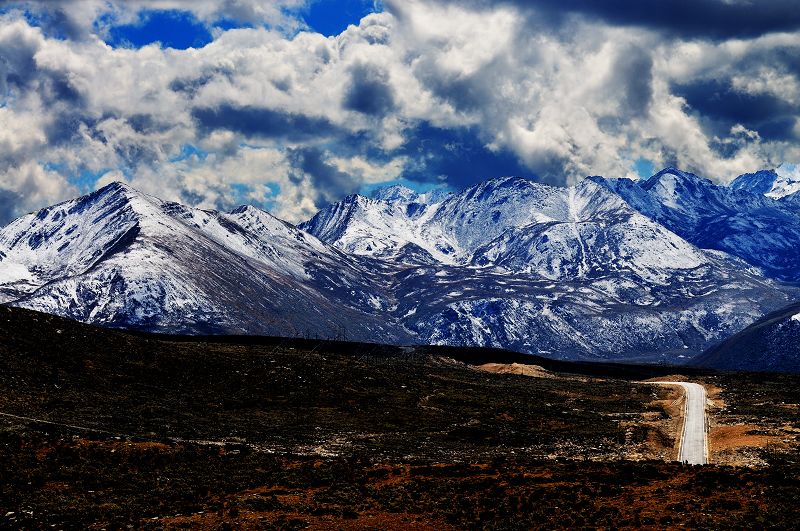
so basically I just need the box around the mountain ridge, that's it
[2,168,799,367]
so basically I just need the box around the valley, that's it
[1,307,799,529]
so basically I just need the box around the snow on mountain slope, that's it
[299,191,453,263]
[301,173,799,361]
[2,173,799,364]
[781,191,800,210]
[0,182,405,340]
[0,183,144,300]
[369,184,420,203]
[390,251,790,362]
[731,165,800,199]
[470,180,712,283]
[305,175,751,284]
[423,177,565,260]
[590,168,800,281]
[303,176,585,265]
[730,169,781,196]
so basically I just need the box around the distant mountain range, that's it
[1,167,800,368]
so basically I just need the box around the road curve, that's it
[652,382,708,465]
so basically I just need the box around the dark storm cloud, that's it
[418,69,491,113]
[0,188,22,225]
[0,32,39,95]
[40,71,83,105]
[401,0,800,40]
[287,147,360,202]
[615,47,653,116]
[192,105,343,142]
[392,123,535,188]
[43,112,87,145]
[674,79,799,141]
[411,52,508,114]
[343,63,396,116]
[769,46,800,76]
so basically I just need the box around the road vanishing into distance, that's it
[652,382,708,465]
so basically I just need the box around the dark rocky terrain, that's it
[1,306,800,529]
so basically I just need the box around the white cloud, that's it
[731,68,800,105]
[330,154,407,184]
[0,162,76,222]
[0,0,798,226]
[10,0,310,41]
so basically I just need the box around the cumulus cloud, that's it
[2,0,309,40]
[426,0,800,40]
[0,162,76,224]
[0,0,799,225]
[343,62,396,116]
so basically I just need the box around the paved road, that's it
[652,382,708,465]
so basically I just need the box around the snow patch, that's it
[0,262,35,284]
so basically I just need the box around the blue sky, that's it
[102,1,378,49]
[105,10,215,49]
[0,0,798,224]
[304,0,376,36]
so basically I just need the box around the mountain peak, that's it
[639,167,713,194]
[229,204,263,215]
[89,181,145,203]
[728,166,800,199]
[368,184,453,205]
[97,180,133,193]
[58,181,144,220]
[730,169,779,196]
[370,184,419,204]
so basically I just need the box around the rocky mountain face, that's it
[730,167,800,199]
[2,169,800,366]
[589,168,800,281]
[693,301,800,373]
[0,183,405,341]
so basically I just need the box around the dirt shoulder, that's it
[702,375,800,467]
[640,375,800,467]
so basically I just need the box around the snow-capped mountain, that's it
[730,169,782,196]
[730,165,800,199]
[303,173,798,361]
[589,167,800,281]
[299,191,447,263]
[0,182,405,340]
[2,169,799,365]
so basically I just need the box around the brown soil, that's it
[156,510,457,530]
[642,374,691,383]
[638,383,684,462]
[709,424,785,466]
[477,362,554,378]
[710,425,781,451]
